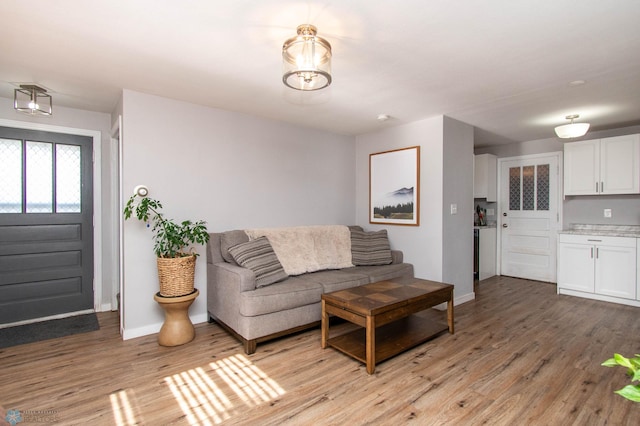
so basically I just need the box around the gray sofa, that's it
[206,225,414,354]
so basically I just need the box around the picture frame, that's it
[369,146,420,226]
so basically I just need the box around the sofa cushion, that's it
[220,230,250,265]
[348,263,414,283]
[299,269,370,293]
[239,277,323,317]
[228,237,288,288]
[350,229,393,266]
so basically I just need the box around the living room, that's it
[2,1,640,424]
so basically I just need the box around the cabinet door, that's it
[474,154,497,201]
[557,243,594,292]
[600,134,640,194]
[564,140,599,195]
[595,244,637,299]
[479,227,497,280]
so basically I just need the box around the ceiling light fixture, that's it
[282,24,332,91]
[14,84,52,116]
[554,114,590,138]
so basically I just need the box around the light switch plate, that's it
[604,208,612,218]
[450,204,457,215]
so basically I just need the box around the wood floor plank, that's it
[1,275,639,425]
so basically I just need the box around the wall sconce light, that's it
[14,84,52,116]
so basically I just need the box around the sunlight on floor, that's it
[110,389,141,425]
[164,354,286,425]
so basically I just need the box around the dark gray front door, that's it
[0,126,93,324]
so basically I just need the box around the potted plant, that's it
[124,193,210,297]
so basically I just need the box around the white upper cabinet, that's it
[474,154,497,201]
[564,134,640,196]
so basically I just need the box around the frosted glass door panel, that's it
[56,144,81,213]
[26,141,53,213]
[0,139,22,213]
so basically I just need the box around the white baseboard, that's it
[122,313,209,340]
[454,291,476,305]
[99,303,113,312]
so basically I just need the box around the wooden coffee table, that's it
[321,277,454,374]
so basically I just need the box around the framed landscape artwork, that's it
[369,146,420,226]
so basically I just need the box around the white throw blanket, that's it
[245,225,353,275]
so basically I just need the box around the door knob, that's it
[502,223,508,228]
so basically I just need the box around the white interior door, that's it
[499,153,561,282]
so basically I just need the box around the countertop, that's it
[474,222,497,230]
[558,224,640,238]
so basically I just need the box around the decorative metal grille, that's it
[508,163,551,212]
[522,165,535,210]
[537,164,550,211]
[509,167,521,210]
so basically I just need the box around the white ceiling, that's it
[2,0,640,146]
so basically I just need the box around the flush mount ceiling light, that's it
[282,24,332,91]
[14,84,52,116]
[554,114,590,138]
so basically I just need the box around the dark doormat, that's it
[0,313,100,349]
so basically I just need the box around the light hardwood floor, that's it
[2,276,639,425]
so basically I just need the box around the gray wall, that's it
[475,125,640,226]
[442,116,474,300]
[121,90,356,338]
[355,115,475,304]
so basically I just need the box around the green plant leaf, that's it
[123,194,209,258]
[602,357,618,367]
[614,353,634,369]
[615,385,640,402]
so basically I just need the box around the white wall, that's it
[0,97,115,311]
[355,116,475,305]
[476,125,640,225]
[121,90,356,338]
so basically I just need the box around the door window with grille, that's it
[508,164,550,211]
[0,139,82,214]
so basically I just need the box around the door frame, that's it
[0,118,104,316]
[111,115,124,336]
[496,151,563,279]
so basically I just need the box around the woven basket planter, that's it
[156,255,196,297]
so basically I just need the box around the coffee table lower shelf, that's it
[326,311,449,367]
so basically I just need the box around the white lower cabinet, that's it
[479,227,497,281]
[557,234,638,306]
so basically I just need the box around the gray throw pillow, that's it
[351,229,393,266]
[220,230,250,265]
[228,237,289,287]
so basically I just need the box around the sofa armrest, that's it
[215,262,257,292]
[391,250,403,264]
